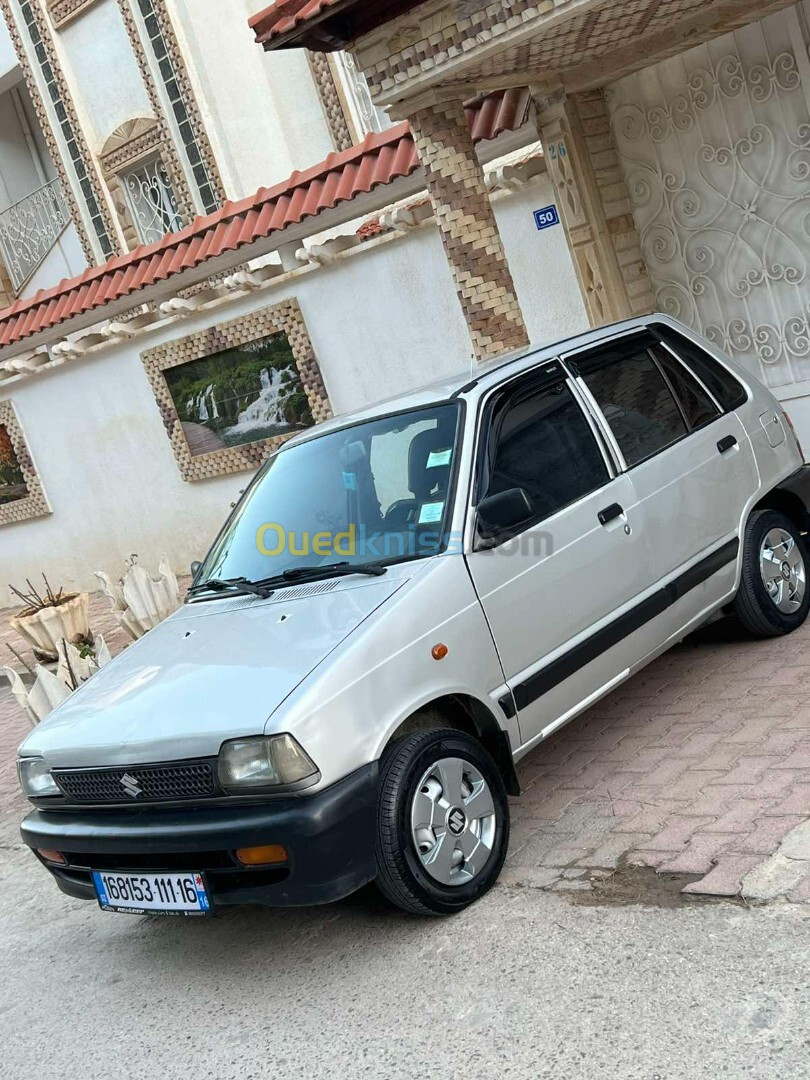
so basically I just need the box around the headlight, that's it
[217,734,318,791]
[18,758,60,798]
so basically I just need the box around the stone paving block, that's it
[681,855,762,896]
[771,745,810,770]
[612,801,685,834]
[716,756,782,785]
[762,783,810,816]
[736,815,806,855]
[747,769,806,800]
[647,816,714,852]
[684,785,752,815]
[658,833,733,874]
[506,830,574,867]
[498,865,562,890]
[577,833,653,869]
[626,850,672,868]
[662,770,726,801]
[521,787,582,821]
[706,799,777,833]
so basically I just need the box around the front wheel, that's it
[732,509,810,637]
[375,728,510,915]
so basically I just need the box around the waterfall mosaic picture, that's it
[0,422,28,505]
[163,330,313,456]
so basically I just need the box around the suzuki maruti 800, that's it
[18,315,810,915]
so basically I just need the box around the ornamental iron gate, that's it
[607,3,810,391]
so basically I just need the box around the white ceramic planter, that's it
[9,592,91,660]
[95,555,180,641]
[1,635,112,726]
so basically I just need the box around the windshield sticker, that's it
[418,501,444,524]
[342,471,357,490]
[427,448,452,468]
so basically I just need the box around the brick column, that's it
[408,96,529,362]
[534,89,654,326]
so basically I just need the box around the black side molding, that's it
[512,538,739,712]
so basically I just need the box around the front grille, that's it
[52,760,217,804]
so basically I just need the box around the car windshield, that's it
[195,402,462,588]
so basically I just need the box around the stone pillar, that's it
[407,95,530,362]
[534,89,655,327]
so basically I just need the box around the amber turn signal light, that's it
[235,844,289,867]
[36,848,66,865]
[431,643,448,661]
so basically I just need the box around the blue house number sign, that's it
[534,205,559,230]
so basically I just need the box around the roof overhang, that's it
[250,0,422,51]
[0,90,534,360]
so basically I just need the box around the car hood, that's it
[21,575,405,767]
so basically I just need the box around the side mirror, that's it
[476,488,533,539]
[190,561,203,583]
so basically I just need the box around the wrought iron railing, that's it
[0,178,71,293]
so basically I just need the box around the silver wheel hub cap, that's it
[410,757,496,887]
[759,527,806,614]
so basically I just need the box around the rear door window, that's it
[576,342,687,467]
[653,325,747,411]
[655,347,720,431]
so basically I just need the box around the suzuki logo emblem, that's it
[120,772,142,798]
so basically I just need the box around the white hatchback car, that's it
[18,315,810,916]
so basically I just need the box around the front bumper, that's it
[20,763,379,909]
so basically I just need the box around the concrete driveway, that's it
[1,619,808,1078]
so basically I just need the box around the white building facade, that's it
[0,0,808,607]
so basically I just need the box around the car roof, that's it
[285,313,680,447]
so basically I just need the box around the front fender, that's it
[264,556,516,790]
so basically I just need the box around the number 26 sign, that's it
[534,205,560,230]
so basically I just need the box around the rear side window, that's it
[578,346,687,467]
[654,325,747,411]
[655,347,719,430]
[487,380,609,525]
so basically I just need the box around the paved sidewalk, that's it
[1,597,808,901]
[506,620,810,901]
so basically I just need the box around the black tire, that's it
[375,728,510,915]
[732,509,810,637]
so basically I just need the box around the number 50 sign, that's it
[534,205,560,230]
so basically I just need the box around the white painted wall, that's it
[167,0,335,200]
[0,85,44,208]
[22,223,87,299]
[57,0,153,151]
[0,178,586,607]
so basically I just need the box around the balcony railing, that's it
[0,178,70,293]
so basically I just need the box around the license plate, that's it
[92,870,211,916]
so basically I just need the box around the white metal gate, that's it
[607,3,810,393]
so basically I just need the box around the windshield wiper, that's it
[187,576,274,599]
[281,561,387,582]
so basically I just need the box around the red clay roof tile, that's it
[0,91,530,351]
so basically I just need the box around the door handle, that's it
[717,435,737,454]
[598,503,624,525]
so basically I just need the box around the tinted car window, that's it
[655,346,719,430]
[579,346,687,466]
[654,325,747,411]
[487,380,609,525]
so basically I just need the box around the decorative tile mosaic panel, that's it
[141,300,332,482]
[0,399,50,527]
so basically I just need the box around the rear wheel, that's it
[375,728,509,915]
[732,509,809,637]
